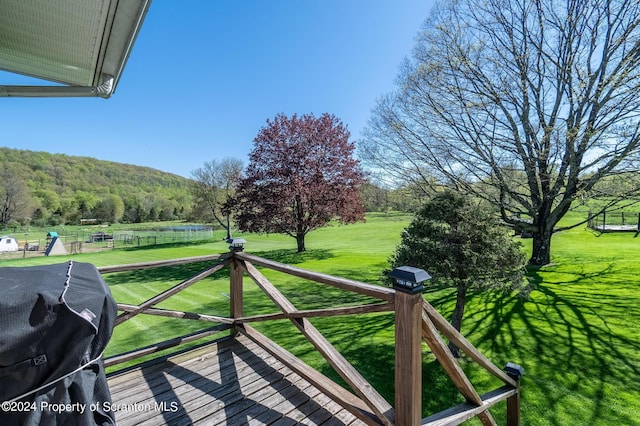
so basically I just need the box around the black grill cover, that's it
[0,261,117,425]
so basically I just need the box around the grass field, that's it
[1,212,638,425]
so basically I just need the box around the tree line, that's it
[0,148,192,228]
[0,145,404,232]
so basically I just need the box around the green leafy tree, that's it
[94,194,125,224]
[148,206,159,222]
[389,190,528,356]
[359,180,391,213]
[34,189,60,213]
[74,191,97,220]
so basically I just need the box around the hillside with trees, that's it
[0,147,192,227]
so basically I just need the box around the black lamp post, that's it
[388,266,431,293]
[227,238,246,252]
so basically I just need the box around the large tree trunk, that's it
[296,233,306,252]
[448,286,467,358]
[224,214,232,240]
[530,224,553,266]
[294,194,307,252]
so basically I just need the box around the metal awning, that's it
[0,0,151,98]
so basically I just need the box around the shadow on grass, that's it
[104,258,230,287]
[460,264,640,425]
[104,248,334,291]
[116,239,217,252]
[250,248,335,265]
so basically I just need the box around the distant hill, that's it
[0,147,193,226]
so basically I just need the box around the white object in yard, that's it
[0,236,19,252]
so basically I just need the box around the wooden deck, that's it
[107,334,367,426]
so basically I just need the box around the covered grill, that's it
[0,261,117,425]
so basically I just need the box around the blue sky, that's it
[1,1,433,178]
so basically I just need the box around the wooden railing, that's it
[100,250,522,426]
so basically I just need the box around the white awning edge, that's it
[0,76,114,98]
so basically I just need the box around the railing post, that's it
[389,266,430,426]
[505,362,524,426]
[394,289,423,425]
[229,247,245,338]
[228,239,246,337]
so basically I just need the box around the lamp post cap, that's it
[505,362,525,378]
[227,238,247,252]
[226,238,246,244]
[388,266,431,283]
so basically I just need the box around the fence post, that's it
[394,289,423,425]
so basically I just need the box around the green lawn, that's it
[1,212,638,425]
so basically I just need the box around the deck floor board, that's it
[107,335,368,425]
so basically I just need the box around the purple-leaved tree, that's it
[231,113,365,252]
